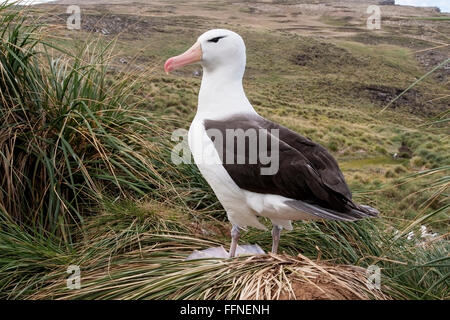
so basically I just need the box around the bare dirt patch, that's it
[291,40,367,68]
[280,275,361,300]
[415,47,450,82]
[55,12,210,37]
[360,84,444,115]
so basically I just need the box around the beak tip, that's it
[163,42,202,75]
[164,58,173,74]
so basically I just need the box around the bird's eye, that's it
[208,36,226,43]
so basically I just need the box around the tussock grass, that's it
[31,254,390,300]
[2,205,447,300]
[0,4,213,240]
[1,205,388,300]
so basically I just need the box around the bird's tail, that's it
[285,200,379,221]
[357,204,379,217]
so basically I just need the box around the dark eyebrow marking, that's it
[207,36,227,43]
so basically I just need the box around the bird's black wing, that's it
[204,113,378,220]
[256,115,352,200]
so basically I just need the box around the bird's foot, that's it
[186,244,265,260]
[186,246,229,260]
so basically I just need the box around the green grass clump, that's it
[385,170,396,178]
[410,156,424,168]
[0,5,213,240]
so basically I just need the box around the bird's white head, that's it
[164,29,254,118]
[164,29,246,78]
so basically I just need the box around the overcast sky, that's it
[396,0,450,12]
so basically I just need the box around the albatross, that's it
[164,29,379,258]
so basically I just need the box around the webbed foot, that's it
[186,244,265,260]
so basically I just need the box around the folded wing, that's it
[204,113,378,220]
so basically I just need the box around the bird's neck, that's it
[197,67,256,120]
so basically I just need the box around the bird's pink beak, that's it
[164,42,202,74]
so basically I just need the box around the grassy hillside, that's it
[0,0,448,299]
